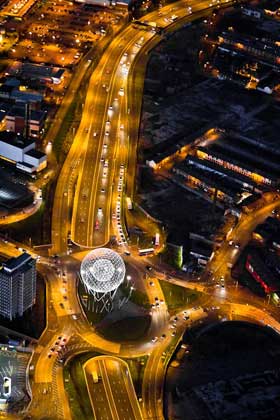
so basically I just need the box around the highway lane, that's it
[72,29,148,248]
[51,29,128,255]
[142,307,207,419]
[26,1,280,418]
[53,0,227,253]
[84,356,142,420]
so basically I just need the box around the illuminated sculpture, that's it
[80,248,127,312]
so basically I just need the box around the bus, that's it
[139,248,154,256]
[126,197,133,210]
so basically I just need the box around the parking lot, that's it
[3,0,124,70]
[0,347,30,411]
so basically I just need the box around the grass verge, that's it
[64,352,100,420]
[96,315,151,343]
[159,280,201,312]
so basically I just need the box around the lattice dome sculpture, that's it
[80,248,127,312]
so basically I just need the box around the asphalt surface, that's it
[2,1,276,420]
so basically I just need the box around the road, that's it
[3,0,278,419]
[84,356,142,420]
[52,0,234,253]
[207,192,280,282]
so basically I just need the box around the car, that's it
[63,296,67,300]
[101,188,105,193]
[98,208,103,214]
[103,143,108,149]
[234,243,240,249]
[146,265,152,271]
[50,347,55,352]
[171,331,176,336]
[48,354,52,358]
[119,87,124,96]
[105,131,110,136]
[72,314,78,320]
[161,334,166,339]
[149,281,154,286]
[58,336,62,340]
[152,336,158,343]
[229,240,234,246]
[93,132,97,137]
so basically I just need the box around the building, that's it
[252,216,280,245]
[75,0,131,8]
[195,131,280,187]
[0,174,34,209]
[7,63,65,85]
[189,237,213,266]
[0,131,47,173]
[0,253,36,320]
[245,249,280,304]
[242,7,263,19]
[5,105,46,138]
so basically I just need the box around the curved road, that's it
[15,0,280,419]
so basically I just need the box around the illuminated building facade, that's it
[0,253,36,320]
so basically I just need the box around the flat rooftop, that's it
[199,132,280,180]
[1,253,33,274]
[0,131,34,149]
